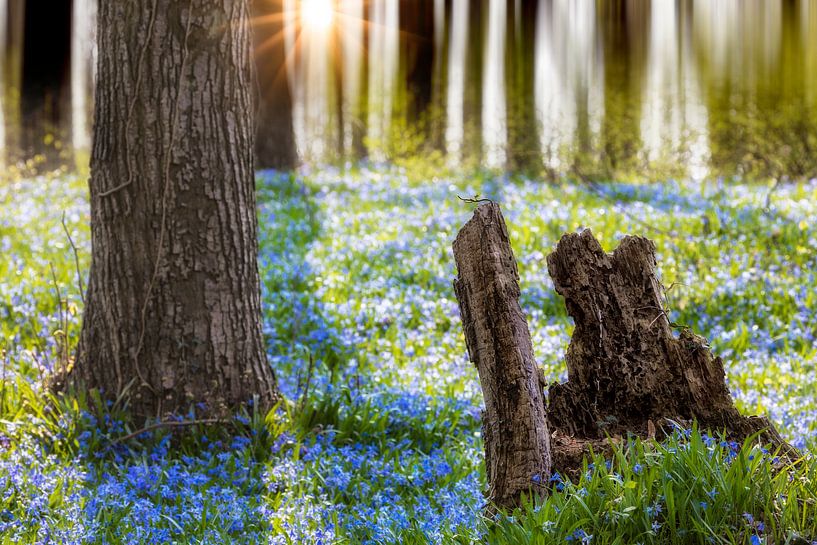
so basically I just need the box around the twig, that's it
[108,418,229,445]
[663,281,685,293]
[61,211,85,304]
[1,341,8,411]
[457,195,494,205]
[98,0,160,199]
[48,262,64,327]
[299,351,315,412]
[649,310,669,328]
[97,181,133,198]
[660,281,685,320]
[48,263,68,375]
[29,349,47,388]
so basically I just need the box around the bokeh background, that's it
[2,0,817,181]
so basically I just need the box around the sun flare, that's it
[302,0,334,32]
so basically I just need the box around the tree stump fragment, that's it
[453,205,795,507]
[545,230,791,464]
[453,203,551,510]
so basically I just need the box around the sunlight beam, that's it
[302,0,334,32]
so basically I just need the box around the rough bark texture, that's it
[252,0,298,170]
[72,0,279,420]
[453,203,551,510]
[546,230,791,469]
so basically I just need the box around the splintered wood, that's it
[453,203,792,508]
[545,230,791,469]
[453,203,551,510]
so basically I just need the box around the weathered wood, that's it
[453,202,551,510]
[545,230,791,460]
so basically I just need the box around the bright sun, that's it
[302,0,334,31]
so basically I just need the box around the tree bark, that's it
[545,230,791,470]
[252,0,298,170]
[453,203,551,511]
[71,0,279,420]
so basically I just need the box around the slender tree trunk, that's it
[352,0,370,159]
[453,203,551,511]
[429,0,451,152]
[3,0,25,162]
[70,0,97,155]
[399,0,434,132]
[72,0,279,420]
[332,1,345,160]
[21,0,72,167]
[505,0,540,173]
[463,0,484,162]
[598,0,649,176]
[0,0,6,169]
[253,0,298,170]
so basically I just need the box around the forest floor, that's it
[0,165,816,544]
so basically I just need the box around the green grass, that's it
[488,428,817,545]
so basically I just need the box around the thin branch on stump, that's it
[453,203,551,511]
[545,230,794,474]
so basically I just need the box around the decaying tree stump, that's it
[545,230,791,464]
[453,203,551,510]
[453,204,793,508]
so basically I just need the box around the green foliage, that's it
[488,428,817,544]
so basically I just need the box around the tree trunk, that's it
[505,0,540,173]
[3,0,25,163]
[352,0,370,159]
[253,0,298,170]
[429,0,450,152]
[462,0,484,163]
[332,7,345,160]
[72,0,279,420]
[21,0,72,168]
[399,0,434,131]
[70,0,97,154]
[453,203,551,511]
[598,0,649,177]
[545,230,792,471]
